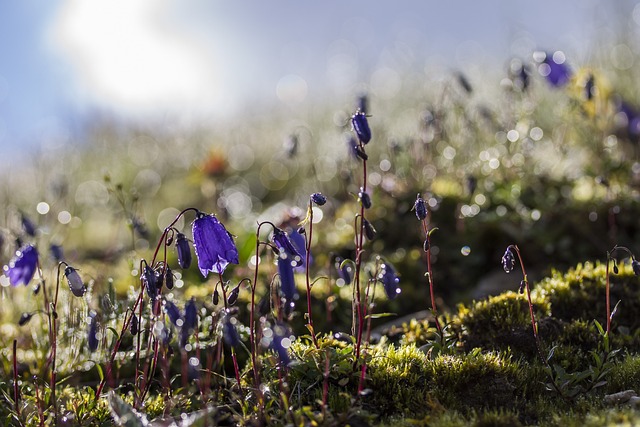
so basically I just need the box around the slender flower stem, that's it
[605,245,636,336]
[305,201,319,348]
[422,221,443,337]
[13,340,20,422]
[250,224,265,401]
[353,156,368,363]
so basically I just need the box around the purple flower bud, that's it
[414,194,427,221]
[363,218,376,241]
[19,312,34,326]
[87,311,99,352]
[142,265,158,302]
[311,192,327,206]
[633,259,640,276]
[502,248,515,274]
[64,266,86,297]
[175,233,192,269]
[227,284,240,306]
[335,257,352,286]
[378,262,401,300]
[277,257,298,301]
[164,266,174,290]
[269,323,292,366]
[519,280,526,295]
[192,213,239,276]
[4,245,39,287]
[358,188,371,209]
[212,288,219,305]
[164,300,182,326]
[130,313,139,335]
[271,228,301,259]
[351,110,371,144]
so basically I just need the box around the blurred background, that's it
[0,0,633,163]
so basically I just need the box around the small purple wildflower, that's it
[271,228,301,259]
[414,194,427,221]
[175,232,192,269]
[269,323,292,366]
[502,247,515,273]
[4,245,39,286]
[64,266,86,297]
[378,262,401,300]
[351,110,371,144]
[277,257,298,301]
[288,229,309,270]
[142,265,158,302]
[164,300,182,326]
[192,213,239,276]
[183,298,197,331]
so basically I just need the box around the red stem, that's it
[305,201,319,348]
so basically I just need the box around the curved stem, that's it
[305,201,319,348]
[422,220,443,338]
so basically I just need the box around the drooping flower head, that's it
[502,247,515,273]
[192,213,239,277]
[64,265,86,297]
[87,311,99,352]
[310,192,327,206]
[378,262,400,300]
[351,110,371,144]
[335,257,352,286]
[414,193,428,221]
[271,227,301,260]
[277,256,298,301]
[358,188,371,209]
[4,245,39,286]
[164,300,182,326]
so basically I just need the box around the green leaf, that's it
[364,312,397,320]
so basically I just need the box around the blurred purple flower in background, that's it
[534,51,571,87]
[4,244,39,286]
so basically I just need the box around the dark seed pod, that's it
[175,233,192,269]
[351,110,371,144]
[212,288,219,305]
[19,312,34,326]
[613,263,619,275]
[358,188,372,209]
[130,313,139,335]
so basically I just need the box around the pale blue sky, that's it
[0,1,632,162]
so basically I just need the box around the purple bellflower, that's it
[87,311,99,352]
[378,262,401,300]
[192,213,239,277]
[277,257,298,301]
[223,315,241,348]
[164,300,182,326]
[65,266,86,297]
[4,245,39,286]
[311,192,327,206]
[351,110,371,144]
[269,323,292,366]
[271,228,301,259]
[535,51,571,87]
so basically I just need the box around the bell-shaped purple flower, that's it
[142,265,158,302]
[277,257,297,301]
[351,110,371,144]
[223,315,241,348]
[4,245,39,286]
[164,300,182,326]
[288,229,308,271]
[175,232,192,269]
[271,228,301,259]
[269,323,292,366]
[64,265,86,297]
[183,298,198,331]
[502,247,515,273]
[378,262,401,300]
[192,213,239,276]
